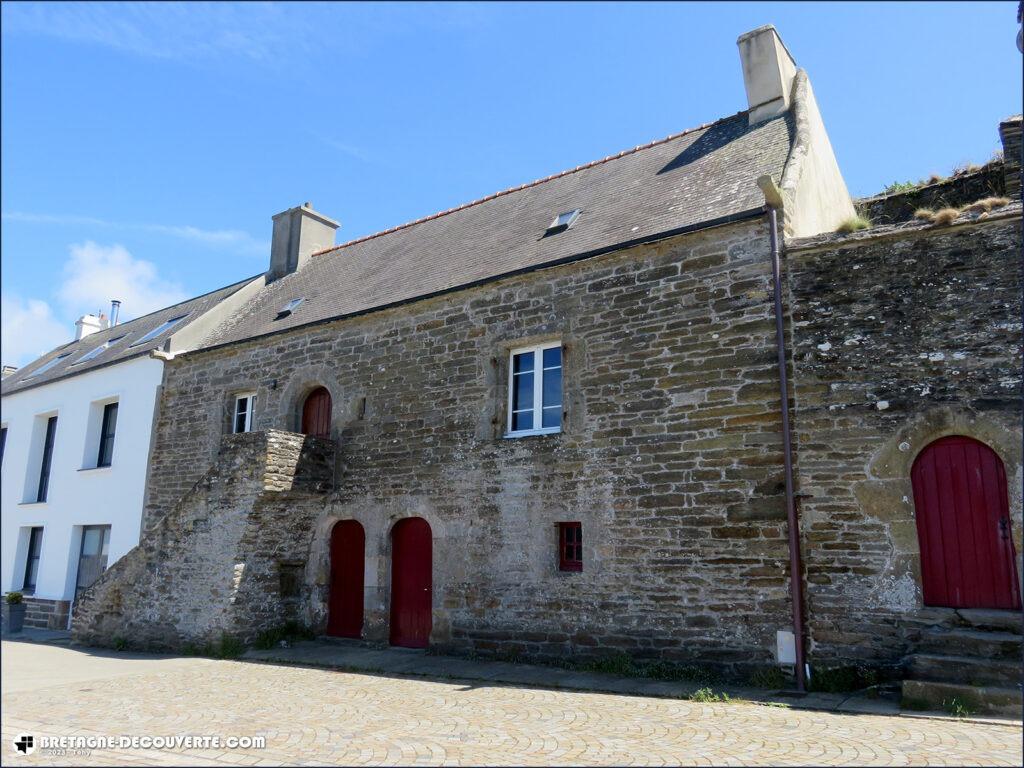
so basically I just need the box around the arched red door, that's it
[327,520,365,638]
[911,436,1021,610]
[389,517,432,648]
[301,387,332,438]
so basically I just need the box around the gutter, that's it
[758,175,808,692]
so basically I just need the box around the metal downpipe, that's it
[764,202,807,692]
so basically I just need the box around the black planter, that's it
[6,603,26,633]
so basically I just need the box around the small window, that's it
[507,341,562,436]
[546,209,581,234]
[24,352,72,379]
[22,527,43,593]
[96,402,118,467]
[73,336,125,365]
[36,416,58,503]
[558,522,582,571]
[129,315,188,347]
[233,392,257,433]
[276,298,305,318]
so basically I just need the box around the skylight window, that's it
[24,353,72,379]
[546,209,581,234]
[73,336,126,365]
[128,315,188,348]
[276,298,305,318]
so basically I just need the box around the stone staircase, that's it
[902,609,1022,717]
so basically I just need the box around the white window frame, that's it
[505,341,562,438]
[233,392,257,434]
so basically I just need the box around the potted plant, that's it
[5,592,26,633]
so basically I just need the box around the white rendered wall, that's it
[1,355,163,602]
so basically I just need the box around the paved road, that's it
[2,641,1021,766]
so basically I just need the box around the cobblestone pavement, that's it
[2,642,1021,766]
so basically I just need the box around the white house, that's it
[1,277,262,628]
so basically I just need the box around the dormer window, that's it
[276,298,304,318]
[545,209,581,235]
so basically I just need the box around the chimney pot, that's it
[737,25,798,125]
[268,203,340,282]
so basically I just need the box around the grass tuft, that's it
[690,687,730,703]
[944,697,973,718]
[836,215,872,234]
[930,207,960,226]
[963,196,1011,213]
[913,208,935,221]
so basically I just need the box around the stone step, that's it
[902,679,1022,718]
[956,609,1022,634]
[906,653,1022,688]
[915,628,1022,661]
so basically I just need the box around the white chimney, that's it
[268,202,340,282]
[75,313,107,341]
[110,299,122,326]
[737,25,798,125]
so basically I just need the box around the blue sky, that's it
[2,1,1020,366]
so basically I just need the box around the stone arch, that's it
[276,365,345,437]
[867,407,1021,484]
[855,406,1023,609]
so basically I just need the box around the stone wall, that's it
[132,218,801,675]
[856,164,1006,226]
[71,430,334,649]
[786,206,1023,666]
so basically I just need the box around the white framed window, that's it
[233,392,257,433]
[506,341,562,437]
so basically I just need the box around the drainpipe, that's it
[757,175,807,692]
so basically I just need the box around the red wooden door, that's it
[389,517,432,648]
[301,387,332,438]
[327,520,365,638]
[911,436,1021,610]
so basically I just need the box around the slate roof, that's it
[1,278,252,395]
[206,109,794,347]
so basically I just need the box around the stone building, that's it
[71,28,1022,711]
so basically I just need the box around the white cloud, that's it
[57,242,188,322]
[0,294,72,367]
[0,2,305,63]
[2,241,191,368]
[1,211,267,256]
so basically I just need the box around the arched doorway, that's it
[389,517,432,648]
[327,520,365,638]
[911,435,1021,609]
[301,386,332,438]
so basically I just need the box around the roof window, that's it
[72,335,126,365]
[129,315,188,348]
[276,298,304,318]
[545,209,581,235]
[24,353,72,379]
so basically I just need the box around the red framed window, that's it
[558,522,582,571]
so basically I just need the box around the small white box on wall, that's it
[776,629,796,664]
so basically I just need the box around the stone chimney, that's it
[999,114,1021,200]
[268,202,339,282]
[74,312,108,341]
[737,25,798,125]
